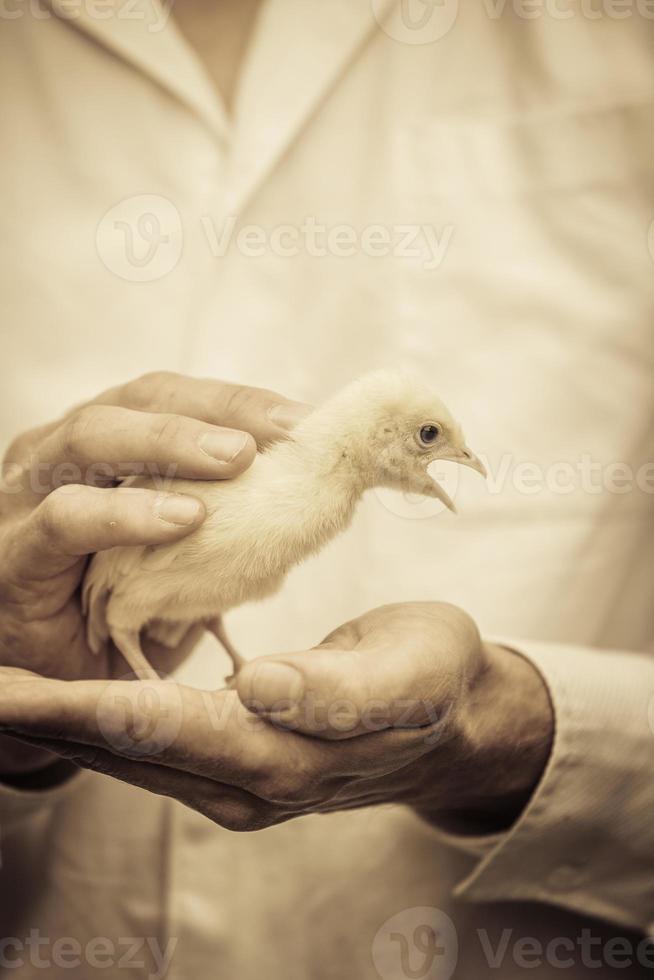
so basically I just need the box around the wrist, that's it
[466,641,553,820]
[417,642,554,831]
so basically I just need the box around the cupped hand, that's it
[0,603,553,830]
[0,371,308,774]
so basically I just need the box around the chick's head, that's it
[303,370,486,511]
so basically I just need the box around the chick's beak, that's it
[444,447,488,479]
[430,480,457,514]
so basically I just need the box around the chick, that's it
[82,371,486,679]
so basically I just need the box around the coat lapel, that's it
[226,0,395,214]
[46,0,229,141]
[45,0,396,209]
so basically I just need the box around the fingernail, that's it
[154,493,203,526]
[199,430,250,463]
[247,662,304,711]
[267,402,313,432]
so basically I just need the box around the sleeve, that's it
[434,640,654,933]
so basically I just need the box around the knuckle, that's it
[437,602,480,645]
[37,485,81,540]
[0,612,25,650]
[38,488,67,538]
[206,797,278,833]
[264,776,305,806]
[255,759,318,806]
[150,413,186,449]
[123,372,178,411]
[60,406,99,457]
[219,384,259,425]
[320,620,358,648]
[231,746,276,795]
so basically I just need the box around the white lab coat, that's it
[1,1,654,976]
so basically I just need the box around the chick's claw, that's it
[111,627,160,680]
[206,617,246,683]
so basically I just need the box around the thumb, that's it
[235,604,471,739]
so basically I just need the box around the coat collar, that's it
[45,0,396,212]
[226,0,394,213]
[46,0,229,141]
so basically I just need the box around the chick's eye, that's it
[418,424,441,446]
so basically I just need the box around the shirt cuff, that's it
[440,639,654,932]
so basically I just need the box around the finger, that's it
[93,372,313,446]
[1,484,205,580]
[3,422,57,468]
[0,670,421,804]
[0,673,306,791]
[8,732,281,832]
[235,603,475,739]
[23,405,257,491]
[2,375,311,490]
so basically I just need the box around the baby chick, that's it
[83,371,486,679]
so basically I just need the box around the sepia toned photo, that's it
[0,1,653,978]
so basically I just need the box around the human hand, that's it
[0,371,308,775]
[0,603,553,830]
[234,602,554,829]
